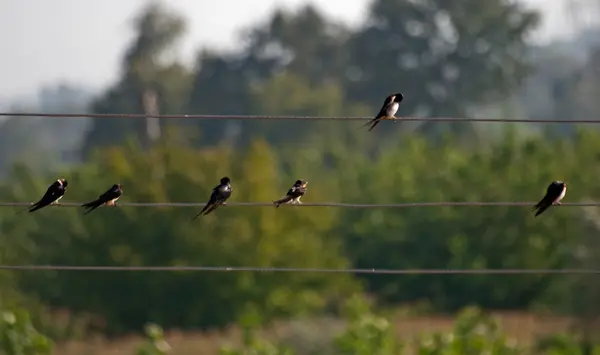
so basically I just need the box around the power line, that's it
[2,112,600,124]
[2,201,599,208]
[0,265,597,274]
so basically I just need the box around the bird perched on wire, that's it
[273,180,308,208]
[193,177,232,219]
[360,93,404,131]
[81,184,123,215]
[24,178,68,213]
[532,181,567,217]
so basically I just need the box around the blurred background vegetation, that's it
[3,0,600,353]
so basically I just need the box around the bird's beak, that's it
[303,182,308,188]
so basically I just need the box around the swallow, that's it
[81,184,123,215]
[273,180,308,208]
[192,177,232,219]
[360,93,404,131]
[532,181,567,217]
[25,178,68,213]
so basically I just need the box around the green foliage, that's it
[414,307,520,355]
[219,325,294,355]
[7,127,600,333]
[84,2,192,153]
[135,323,171,355]
[7,0,600,343]
[346,0,539,139]
[0,308,52,355]
[6,135,356,333]
[535,333,600,355]
[334,295,403,355]
[7,126,600,334]
[334,129,598,311]
[223,303,534,355]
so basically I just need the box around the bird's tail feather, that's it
[202,204,219,216]
[15,204,33,215]
[357,116,381,130]
[274,196,293,208]
[83,206,99,216]
[81,200,102,216]
[534,204,550,217]
[368,120,380,131]
[28,204,45,213]
[81,199,100,208]
[192,203,212,220]
[191,211,204,220]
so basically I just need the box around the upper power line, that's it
[4,201,600,208]
[0,265,598,274]
[3,112,600,123]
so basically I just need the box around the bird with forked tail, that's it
[81,184,123,215]
[532,181,567,217]
[274,180,307,208]
[20,178,68,214]
[360,93,404,131]
[192,177,232,219]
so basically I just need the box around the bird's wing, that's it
[547,183,564,200]
[533,192,552,209]
[198,185,220,214]
[219,185,232,200]
[35,182,61,205]
[358,96,395,130]
[97,188,121,203]
[376,96,395,117]
[287,186,298,196]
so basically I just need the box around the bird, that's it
[81,184,123,215]
[532,181,567,217]
[273,180,308,208]
[25,178,68,213]
[360,93,404,131]
[192,177,232,219]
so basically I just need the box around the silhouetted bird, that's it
[193,177,232,219]
[533,181,567,217]
[81,184,123,215]
[360,93,404,131]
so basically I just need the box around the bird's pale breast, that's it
[556,186,566,202]
[386,102,399,117]
[107,197,119,206]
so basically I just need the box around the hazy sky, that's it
[0,0,583,101]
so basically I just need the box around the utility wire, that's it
[2,201,599,208]
[0,265,597,274]
[2,112,600,124]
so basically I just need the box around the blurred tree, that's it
[238,5,350,86]
[561,48,600,121]
[8,127,600,333]
[186,50,252,145]
[11,135,356,333]
[220,310,294,355]
[334,295,404,355]
[135,323,171,355]
[334,128,600,311]
[0,83,92,176]
[0,308,53,355]
[414,307,521,355]
[83,2,192,154]
[186,5,352,146]
[345,0,540,139]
